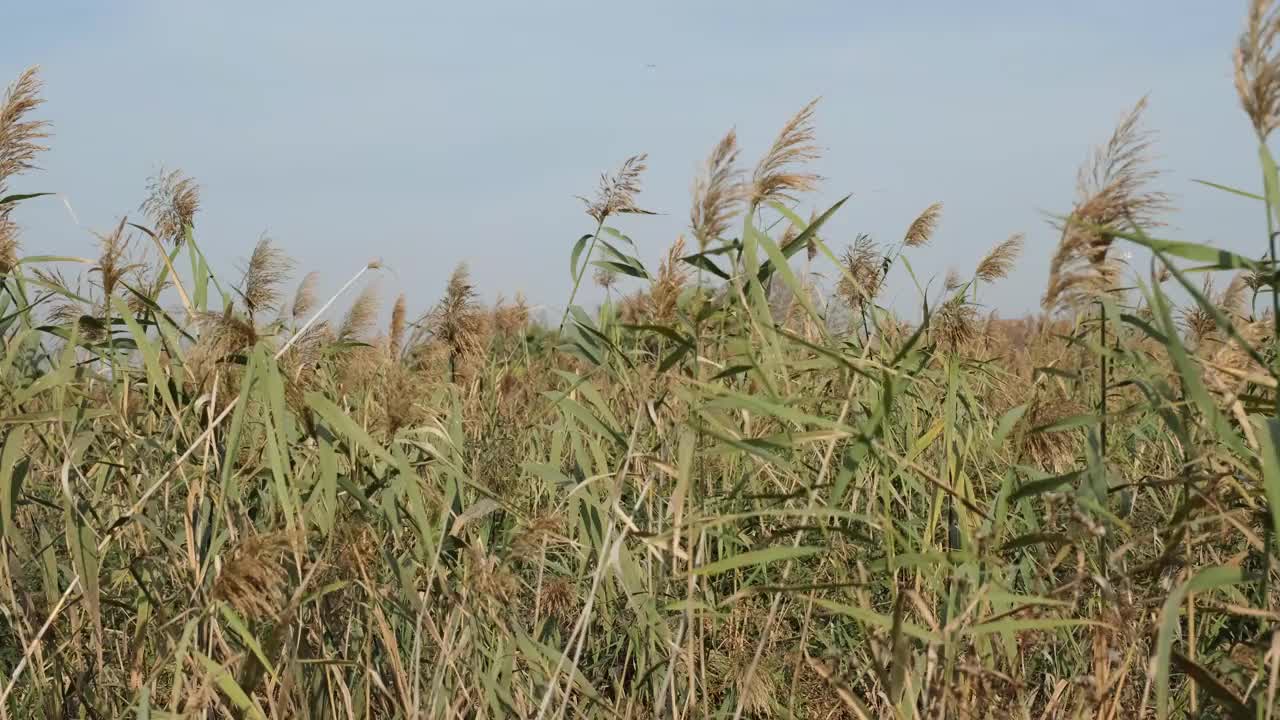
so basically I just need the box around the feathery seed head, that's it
[425,263,484,362]
[212,532,293,620]
[933,295,977,351]
[975,233,1025,283]
[648,235,691,322]
[836,234,883,315]
[0,67,50,271]
[389,293,407,359]
[0,219,18,274]
[197,308,259,358]
[510,513,566,560]
[1180,272,1252,349]
[1236,0,1280,139]
[618,289,647,324]
[1206,316,1271,399]
[464,541,516,604]
[0,67,49,191]
[539,575,576,623]
[493,291,530,336]
[903,202,943,248]
[292,271,320,321]
[943,268,964,293]
[339,281,380,342]
[240,235,293,319]
[1220,272,1250,322]
[593,265,618,291]
[751,98,822,207]
[582,154,653,223]
[1023,395,1087,472]
[126,262,171,316]
[1180,275,1219,347]
[91,218,143,307]
[1247,262,1270,291]
[691,128,745,248]
[141,168,200,247]
[1043,98,1168,314]
[733,659,778,718]
[374,362,426,435]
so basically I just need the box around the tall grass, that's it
[4,4,1280,718]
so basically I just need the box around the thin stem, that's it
[558,217,607,333]
[1265,145,1278,415]
[1099,301,1108,457]
[1272,230,1280,419]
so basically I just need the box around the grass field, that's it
[8,4,1280,719]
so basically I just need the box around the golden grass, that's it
[5,8,1280,717]
[751,98,822,207]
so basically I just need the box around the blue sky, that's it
[2,2,1267,321]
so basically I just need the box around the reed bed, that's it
[5,4,1280,717]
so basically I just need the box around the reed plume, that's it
[780,220,797,251]
[1044,95,1167,468]
[381,364,428,435]
[0,216,16,276]
[538,575,577,623]
[751,99,821,207]
[947,269,968,294]
[196,308,260,359]
[1181,275,1218,347]
[0,67,48,190]
[1236,0,1280,139]
[691,129,744,247]
[934,295,977,351]
[903,202,943,248]
[493,292,530,336]
[279,314,328,377]
[389,293,407,359]
[1205,314,1272,403]
[1220,271,1250,323]
[0,67,49,273]
[593,265,618,292]
[1023,394,1087,471]
[240,235,293,320]
[141,168,200,246]
[464,541,516,606]
[338,281,380,342]
[619,289,647,324]
[975,233,1024,283]
[1181,272,1252,349]
[126,262,171,316]
[779,210,820,260]
[581,154,653,223]
[292,271,320,321]
[836,234,883,317]
[212,532,293,621]
[649,235,690,322]
[426,263,483,381]
[279,320,330,416]
[1043,97,1169,313]
[1043,100,1167,479]
[91,218,142,310]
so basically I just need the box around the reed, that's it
[4,8,1280,717]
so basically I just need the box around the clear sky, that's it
[2,2,1267,322]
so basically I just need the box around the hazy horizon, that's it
[3,2,1267,321]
